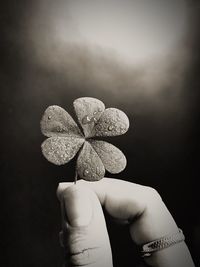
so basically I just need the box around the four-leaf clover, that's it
[40,97,129,181]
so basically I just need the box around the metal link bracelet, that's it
[141,228,185,257]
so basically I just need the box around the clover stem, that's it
[74,170,78,184]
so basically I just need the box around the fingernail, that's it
[62,185,92,227]
[57,182,72,201]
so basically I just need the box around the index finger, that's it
[57,178,154,221]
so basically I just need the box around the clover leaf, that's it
[40,97,129,182]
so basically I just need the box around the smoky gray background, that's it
[1,0,199,266]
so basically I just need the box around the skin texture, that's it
[57,178,195,267]
[57,178,194,267]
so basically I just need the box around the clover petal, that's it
[90,140,127,174]
[41,136,84,165]
[41,105,83,138]
[40,99,130,182]
[94,108,129,137]
[73,97,105,138]
[76,141,105,181]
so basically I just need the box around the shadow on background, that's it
[1,1,199,266]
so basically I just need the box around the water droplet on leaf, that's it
[82,115,92,124]
[83,169,89,176]
[108,125,114,131]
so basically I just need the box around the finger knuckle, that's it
[67,231,101,266]
[70,247,100,266]
[144,186,162,202]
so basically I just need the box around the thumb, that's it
[59,184,113,267]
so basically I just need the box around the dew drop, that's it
[96,167,100,174]
[119,126,125,133]
[93,111,97,115]
[82,115,92,124]
[48,115,52,120]
[83,169,89,176]
[108,125,114,131]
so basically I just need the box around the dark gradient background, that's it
[1,1,199,266]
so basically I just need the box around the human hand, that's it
[57,178,194,267]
